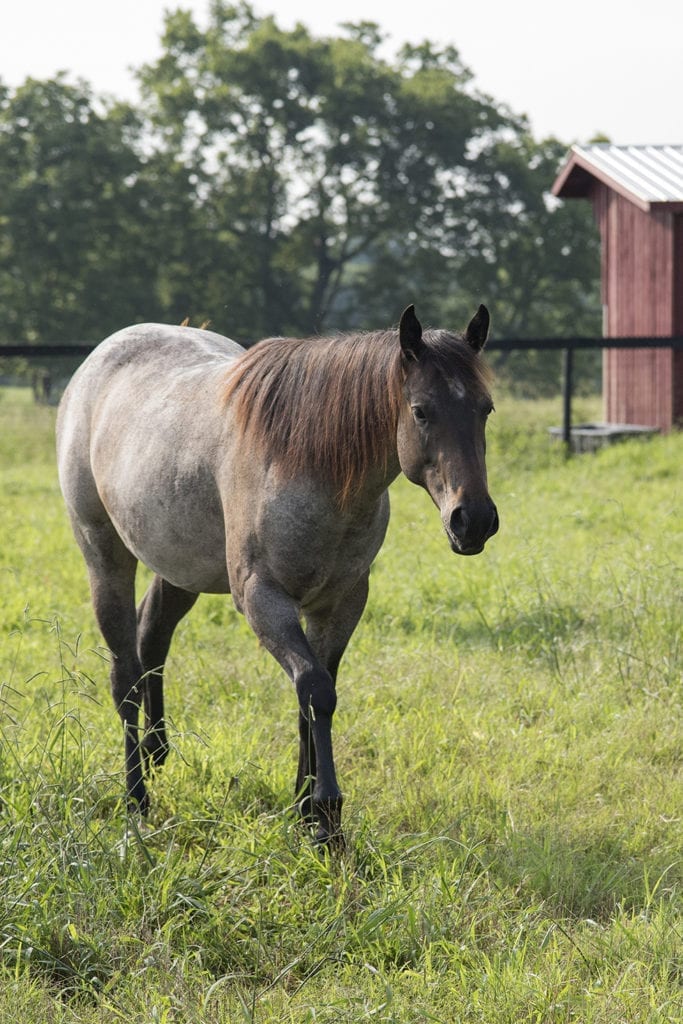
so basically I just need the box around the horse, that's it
[56,304,498,845]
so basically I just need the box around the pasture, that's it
[0,384,681,1022]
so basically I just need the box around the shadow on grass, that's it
[369,595,594,663]
[488,824,681,921]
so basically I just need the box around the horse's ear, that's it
[399,304,425,362]
[464,305,490,352]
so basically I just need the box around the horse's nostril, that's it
[450,501,498,545]
[449,505,469,539]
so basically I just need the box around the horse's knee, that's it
[296,669,337,718]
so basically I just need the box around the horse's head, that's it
[396,305,499,556]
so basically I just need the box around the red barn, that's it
[552,144,683,432]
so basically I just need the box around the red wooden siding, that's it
[674,216,683,428]
[553,145,683,432]
[590,182,680,431]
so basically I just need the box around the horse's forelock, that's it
[422,328,494,398]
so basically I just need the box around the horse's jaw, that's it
[446,533,486,556]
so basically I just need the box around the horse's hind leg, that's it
[77,528,148,811]
[136,576,198,771]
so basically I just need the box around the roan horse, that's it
[56,304,498,844]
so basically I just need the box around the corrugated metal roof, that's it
[552,143,683,209]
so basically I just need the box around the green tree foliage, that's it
[456,133,602,393]
[0,77,213,344]
[0,78,147,341]
[0,2,602,392]
[137,5,513,336]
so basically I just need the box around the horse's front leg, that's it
[295,705,317,826]
[241,575,343,846]
[298,574,370,834]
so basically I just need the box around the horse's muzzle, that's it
[446,500,499,555]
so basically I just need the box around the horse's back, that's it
[57,324,246,593]
[63,322,244,389]
[57,322,245,482]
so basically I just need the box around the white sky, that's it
[2,0,681,146]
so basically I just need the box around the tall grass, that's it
[0,385,681,1022]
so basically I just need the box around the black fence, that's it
[488,335,683,446]
[2,336,682,449]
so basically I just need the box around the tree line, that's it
[0,2,602,392]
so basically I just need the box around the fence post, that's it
[562,346,573,451]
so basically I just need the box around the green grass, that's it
[0,384,681,1022]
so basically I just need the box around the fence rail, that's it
[2,336,682,449]
[3,336,683,359]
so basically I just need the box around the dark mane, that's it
[222,327,491,506]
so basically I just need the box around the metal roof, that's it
[552,144,683,211]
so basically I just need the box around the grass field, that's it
[0,384,681,1023]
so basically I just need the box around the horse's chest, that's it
[281,515,379,597]
[235,487,389,607]
[291,530,374,598]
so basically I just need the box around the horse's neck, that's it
[352,447,402,509]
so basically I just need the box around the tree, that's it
[0,6,602,398]
[137,2,510,337]
[0,76,213,344]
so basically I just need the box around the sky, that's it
[2,0,681,147]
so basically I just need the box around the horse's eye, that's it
[412,405,427,424]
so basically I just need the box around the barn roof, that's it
[552,143,683,212]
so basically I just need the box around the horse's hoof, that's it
[313,795,344,851]
[314,824,346,852]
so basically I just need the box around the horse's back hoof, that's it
[128,785,150,817]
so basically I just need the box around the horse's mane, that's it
[222,327,491,506]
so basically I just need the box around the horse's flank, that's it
[222,328,492,507]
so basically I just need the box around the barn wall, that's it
[674,215,683,425]
[591,184,678,430]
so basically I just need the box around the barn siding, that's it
[554,145,683,432]
[593,185,677,430]
[674,216,683,426]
